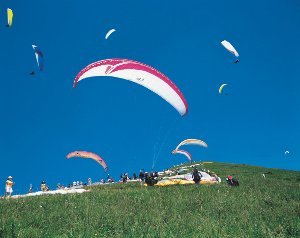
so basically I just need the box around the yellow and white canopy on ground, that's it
[144,179,218,187]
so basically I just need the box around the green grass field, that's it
[0,162,299,238]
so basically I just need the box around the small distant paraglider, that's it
[105,29,116,40]
[32,45,44,71]
[6,8,13,27]
[219,83,228,94]
[221,40,239,62]
[285,150,290,155]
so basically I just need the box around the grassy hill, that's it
[0,162,299,237]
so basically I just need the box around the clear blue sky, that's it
[0,0,299,194]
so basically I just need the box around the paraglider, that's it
[74,58,188,116]
[66,151,108,172]
[285,151,290,155]
[6,8,13,27]
[105,29,116,40]
[32,45,44,71]
[219,84,228,94]
[221,40,239,62]
[174,139,208,151]
[172,149,192,162]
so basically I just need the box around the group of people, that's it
[119,173,132,183]
[4,167,240,197]
[118,170,150,183]
[4,177,100,197]
[117,170,160,186]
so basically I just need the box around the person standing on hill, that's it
[41,181,47,192]
[226,175,233,186]
[28,184,33,193]
[88,178,92,186]
[139,170,145,181]
[5,176,14,197]
[122,173,127,183]
[192,167,201,184]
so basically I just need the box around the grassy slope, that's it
[0,162,299,238]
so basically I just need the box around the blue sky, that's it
[0,0,299,194]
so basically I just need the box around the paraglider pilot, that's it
[192,167,201,184]
[226,175,239,186]
[41,181,48,192]
[5,176,14,197]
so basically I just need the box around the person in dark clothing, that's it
[145,177,156,186]
[139,170,145,181]
[192,167,201,184]
[133,173,137,180]
[232,178,239,186]
[145,172,158,186]
[122,174,127,183]
[226,175,233,186]
[226,175,239,186]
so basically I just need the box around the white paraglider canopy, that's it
[105,29,116,40]
[221,40,239,57]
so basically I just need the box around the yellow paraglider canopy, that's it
[7,8,13,27]
[144,179,218,187]
[219,84,228,94]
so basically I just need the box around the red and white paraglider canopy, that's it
[172,149,192,161]
[74,58,188,116]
